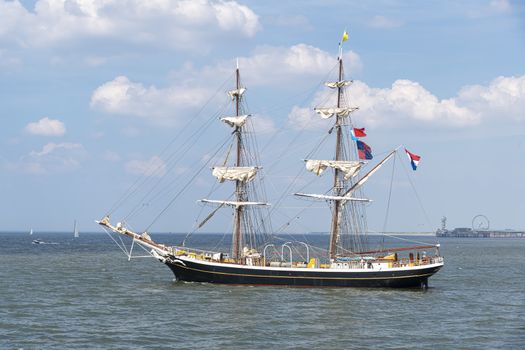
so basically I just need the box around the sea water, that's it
[0,232,523,349]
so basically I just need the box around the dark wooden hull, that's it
[165,257,443,288]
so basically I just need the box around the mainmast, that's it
[296,39,367,260]
[233,63,243,261]
[328,57,344,260]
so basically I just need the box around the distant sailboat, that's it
[74,220,79,238]
[29,228,33,236]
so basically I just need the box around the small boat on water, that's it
[74,220,79,238]
[32,239,44,244]
[98,33,443,288]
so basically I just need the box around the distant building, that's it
[436,227,525,238]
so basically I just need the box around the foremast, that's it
[201,61,269,263]
[233,63,244,262]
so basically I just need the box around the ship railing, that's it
[390,256,443,268]
[330,255,444,269]
[167,245,224,261]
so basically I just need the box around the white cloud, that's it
[125,156,166,177]
[29,142,82,156]
[456,75,525,121]
[288,105,326,130]
[251,114,277,134]
[90,75,211,125]
[173,44,361,87]
[238,44,361,86]
[25,117,66,136]
[0,0,259,51]
[349,80,478,128]
[213,0,259,35]
[288,74,525,130]
[91,44,362,125]
[368,15,403,29]
[10,142,85,174]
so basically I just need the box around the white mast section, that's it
[305,160,362,180]
[314,107,359,119]
[212,166,258,183]
[227,88,247,100]
[220,115,250,128]
[324,80,353,89]
[199,199,269,207]
[294,193,371,202]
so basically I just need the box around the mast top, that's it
[339,29,349,60]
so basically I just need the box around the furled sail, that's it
[212,166,257,183]
[227,88,246,100]
[324,80,353,89]
[294,193,371,202]
[199,199,269,207]
[305,160,362,180]
[220,115,250,128]
[314,107,359,119]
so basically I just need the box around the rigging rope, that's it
[144,135,232,232]
[105,72,235,217]
[381,153,397,250]
[397,152,433,229]
[197,202,226,229]
[122,112,221,222]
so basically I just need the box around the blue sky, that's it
[1,0,524,233]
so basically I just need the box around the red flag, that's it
[353,128,366,137]
[350,127,366,140]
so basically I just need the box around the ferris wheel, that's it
[472,215,490,231]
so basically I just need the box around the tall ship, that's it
[98,35,443,288]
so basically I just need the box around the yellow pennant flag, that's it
[342,30,349,43]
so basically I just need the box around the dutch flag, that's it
[405,149,421,171]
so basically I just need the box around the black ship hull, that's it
[165,257,443,288]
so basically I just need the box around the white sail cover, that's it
[294,193,371,202]
[324,80,352,89]
[212,166,257,183]
[199,199,269,207]
[220,115,249,128]
[314,107,359,119]
[305,160,362,180]
[227,88,246,100]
